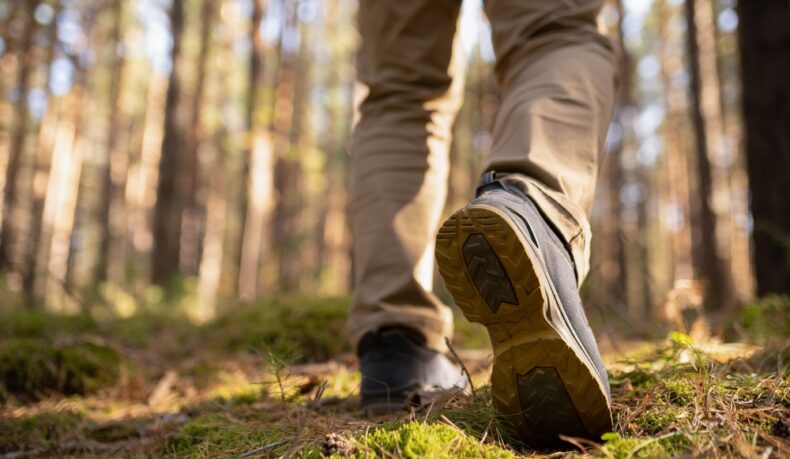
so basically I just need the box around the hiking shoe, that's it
[358,326,468,412]
[435,176,612,447]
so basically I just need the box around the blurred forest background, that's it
[0,0,788,326]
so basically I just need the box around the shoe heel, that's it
[436,206,544,328]
[436,204,613,445]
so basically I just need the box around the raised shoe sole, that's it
[435,204,612,447]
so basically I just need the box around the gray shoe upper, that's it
[472,178,610,400]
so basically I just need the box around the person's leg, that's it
[435,0,616,445]
[347,0,465,354]
[483,0,616,282]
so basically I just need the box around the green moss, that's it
[0,411,84,453]
[106,312,192,349]
[0,310,95,340]
[205,296,350,362]
[58,343,121,394]
[737,295,790,343]
[599,432,685,459]
[661,376,696,405]
[0,339,59,398]
[630,401,684,435]
[347,421,518,459]
[0,339,121,399]
[441,388,522,447]
[169,413,291,458]
[205,371,262,405]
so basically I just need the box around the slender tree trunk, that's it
[96,0,127,284]
[253,0,286,293]
[23,1,61,300]
[737,0,790,295]
[605,0,630,311]
[1,0,40,272]
[658,0,694,289]
[152,0,187,285]
[129,74,168,269]
[273,1,303,292]
[35,71,88,310]
[179,0,216,276]
[238,0,274,301]
[314,0,350,294]
[196,137,226,321]
[684,0,733,311]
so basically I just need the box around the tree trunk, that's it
[605,0,630,311]
[273,2,304,292]
[1,0,40,272]
[684,0,733,311]
[35,72,88,311]
[238,0,274,301]
[96,0,127,284]
[152,0,188,285]
[23,0,61,300]
[129,73,168,272]
[737,0,790,295]
[658,0,694,288]
[196,137,226,321]
[180,0,216,276]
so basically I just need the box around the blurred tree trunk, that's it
[315,0,352,294]
[152,0,188,285]
[179,0,216,276]
[24,1,61,300]
[196,136,226,321]
[35,67,88,311]
[271,1,303,292]
[238,0,275,301]
[268,1,297,292]
[737,1,790,295]
[658,0,694,288]
[684,0,733,311]
[606,0,630,311]
[1,0,40,273]
[282,19,311,290]
[129,74,168,282]
[96,0,127,284]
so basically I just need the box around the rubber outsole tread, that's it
[462,233,518,314]
[517,367,586,444]
[436,205,612,446]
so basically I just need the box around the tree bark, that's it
[23,0,61,300]
[179,0,216,276]
[737,0,790,295]
[152,0,188,285]
[35,68,88,310]
[607,0,630,311]
[238,0,274,301]
[1,0,40,272]
[684,0,733,310]
[96,0,127,284]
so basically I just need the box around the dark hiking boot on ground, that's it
[358,326,468,412]
[435,175,612,447]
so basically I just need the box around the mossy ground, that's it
[0,295,787,458]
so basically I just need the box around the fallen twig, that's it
[445,337,476,396]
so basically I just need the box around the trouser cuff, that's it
[346,303,454,354]
[496,173,592,285]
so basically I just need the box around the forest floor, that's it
[0,294,788,458]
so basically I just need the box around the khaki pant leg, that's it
[347,0,465,352]
[483,0,617,283]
